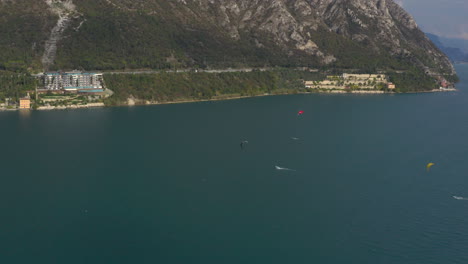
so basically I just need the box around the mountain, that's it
[0,0,456,76]
[426,33,468,63]
[438,36,468,54]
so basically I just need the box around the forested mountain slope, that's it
[0,0,455,76]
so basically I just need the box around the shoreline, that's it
[0,88,458,111]
[118,92,298,108]
[90,88,459,108]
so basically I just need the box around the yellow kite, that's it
[426,163,435,172]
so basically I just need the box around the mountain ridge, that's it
[426,33,468,63]
[0,0,456,76]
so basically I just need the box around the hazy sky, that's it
[396,0,468,39]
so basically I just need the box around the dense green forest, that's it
[103,70,324,105]
[104,68,447,106]
[0,73,38,102]
[388,68,439,92]
[0,1,55,73]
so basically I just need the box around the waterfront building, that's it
[304,81,315,88]
[342,74,387,81]
[43,72,61,91]
[387,82,396,89]
[19,97,31,109]
[306,73,389,90]
[41,71,104,93]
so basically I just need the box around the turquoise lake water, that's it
[2,65,468,263]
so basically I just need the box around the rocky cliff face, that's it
[0,0,456,74]
[160,0,454,73]
[41,0,79,70]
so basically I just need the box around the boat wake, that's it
[453,196,468,200]
[275,165,296,172]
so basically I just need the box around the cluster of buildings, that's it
[305,74,395,90]
[12,71,106,110]
[39,71,104,94]
[437,76,455,90]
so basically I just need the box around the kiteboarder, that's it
[426,162,435,172]
[240,140,249,150]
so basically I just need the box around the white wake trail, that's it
[453,196,468,201]
[275,166,296,172]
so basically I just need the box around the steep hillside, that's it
[0,0,456,76]
[0,0,56,72]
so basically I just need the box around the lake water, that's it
[2,65,468,263]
